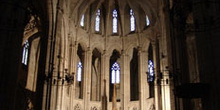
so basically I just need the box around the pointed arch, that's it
[109,50,121,101]
[76,44,85,99]
[91,48,101,101]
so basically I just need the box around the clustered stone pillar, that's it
[101,51,107,110]
[152,41,161,110]
[120,51,129,110]
[159,0,173,109]
[83,49,92,110]
[0,1,28,109]
[138,48,148,110]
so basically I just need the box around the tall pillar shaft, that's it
[138,49,148,110]
[101,52,107,110]
[152,42,161,110]
[159,0,174,109]
[83,49,92,110]
[120,52,129,110]
[70,41,77,109]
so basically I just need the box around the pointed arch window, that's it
[130,9,135,31]
[95,9,101,32]
[112,9,118,33]
[148,60,155,82]
[77,61,83,82]
[146,15,150,26]
[22,40,29,65]
[111,62,120,84]
[80,14,85,27]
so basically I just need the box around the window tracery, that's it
[74,104,80,110]
[111,62,120,84]
[91,106,98,110]
[22,40,29,65]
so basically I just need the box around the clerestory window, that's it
[95,9,101,32]
[80,14,85,27]
[130,9,135,31]
[112,9,118,33]
[146,15,150,26]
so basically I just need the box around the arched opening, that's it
[148,44,155,98]
[130,48,139,101]
[90,48,101,101]
[109,50,121,102]
[76,44,85,99]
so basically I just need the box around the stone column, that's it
[105,54,110,110]
[0,1,28,109]
[83,49,92,110]
[120,51,129,110]
[159,0,173,109]
[161,71,171,110]
[70,41,77,109]
[101,51,107,110]
[55,52,65,110]
[138,49,148,110]
[152,41,161,110]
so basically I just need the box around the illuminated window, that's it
[146,15,150,26]
[130,9,135,31]
[95,9,101,32]
[112,9,118,33]
[111,62,120,84]
[148,60,154,82]
[80,14,85,27]
[22,40,29,65]
[77,61,82,81]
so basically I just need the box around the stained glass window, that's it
[80,14,85,27]
[77,61,82,81]
[111,62,120,84]
[130,9,135,31]
[148,60,155,82]
[22,40,29,65]
[146,15,150,26]
[95,9,101,32]
[112,9,118,33]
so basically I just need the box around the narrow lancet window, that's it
[130,9,135,31]
[80,14,85,27]
[22,40,29,65]
[112,9,118,33]
[111,62,120,84]
[95,9,101,32]
[148,60,155,82]
[77,61,83,81]
[146,15,150,26]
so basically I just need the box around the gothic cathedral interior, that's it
[0,0,220,110]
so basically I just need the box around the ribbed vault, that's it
[69,0,158,36]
